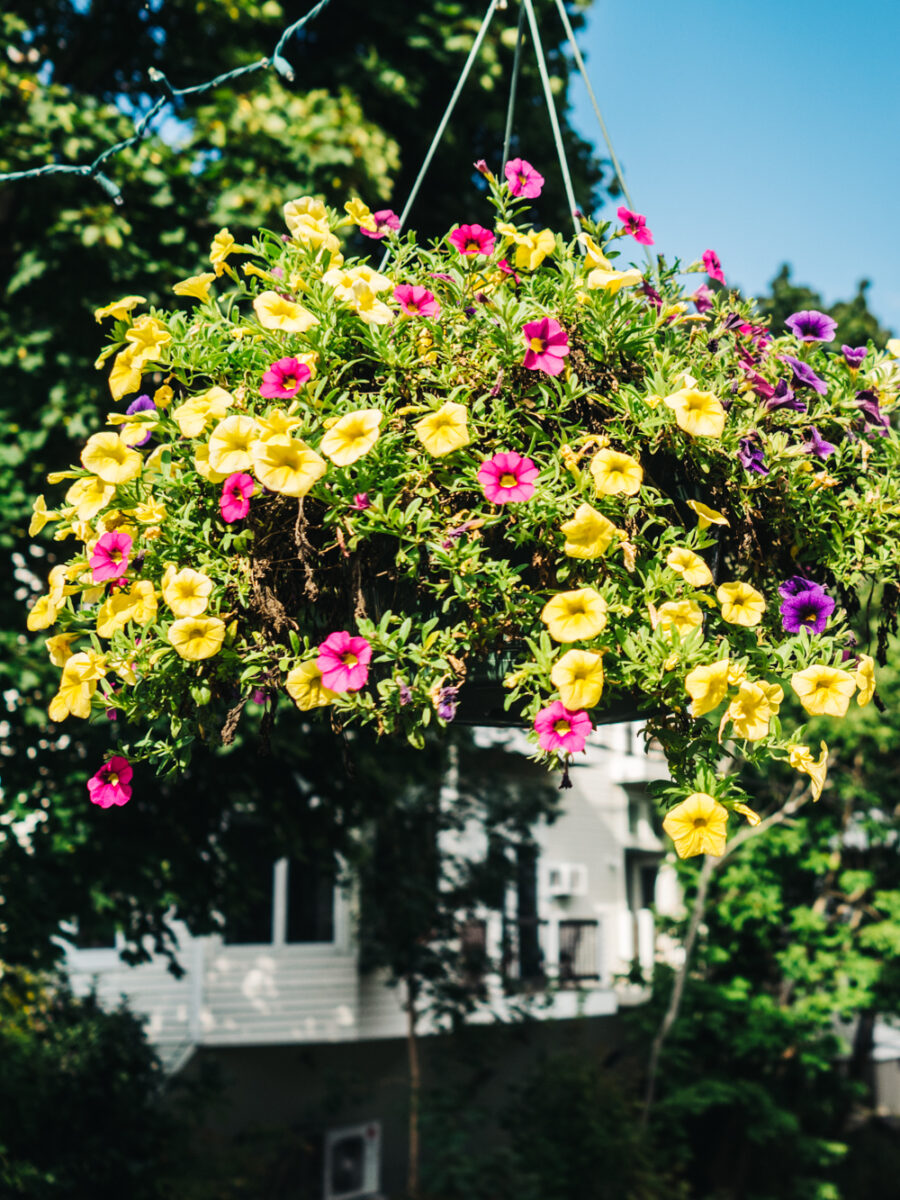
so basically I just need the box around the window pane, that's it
[223,858,274,945]
[286,857,335,943]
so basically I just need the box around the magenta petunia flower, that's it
[87,755,133,808]
[856,389,890,435]
[125,394,157,447]
[361,209,401,240]
[497,258,520,284]
[317,630,372,692]
[350,492,371,511]
[779,583,835,634]
[393,284,440,318]
[260,356,312,399]
[477,451,538,504]
[90,530,133,583]
[504,157,545,199]
[842,345,868,369]
[220,472,255,522]
[702,249,725,285]
[785,309,837,343]
[534,701,593,754]
[616,206,654,245]
[522,317,570,376]
[448,224,496,256]
[781,354,828,396]
[692,284,714,313]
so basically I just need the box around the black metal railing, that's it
[557,919,600,983]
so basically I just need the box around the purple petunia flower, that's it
[781,354,828,396]
[785,309,837,343]
[398,680,412,706]
[125,394,157,447]
[691,283,714,313]
[639,281,663,309]
[764,378,806,413]
[842,345,868,369]
[856,390,890,436]
[779,575,819,600]
[802,426,837,459]
[738,435,769,476]
[779,584,835,634]
[436,685,459,722]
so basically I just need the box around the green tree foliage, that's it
[0,0,602,965]
[0,963,194,1198]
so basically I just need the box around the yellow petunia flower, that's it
[550,648,605,709]
[662,792,729,858]
[789,741,829,800]
[717,581,765,627]
[162,566,213,618]
[663,388,726,438]
[655,599,704,638]
[94,295,146,323]
[253,291,319,333]
[285,660,337,711]
[96,581,158,638]
[207,414,261,475]
[733,803,761,826]
[666,547,713,587]
[80,432,142,485]
[349,280,394,326]
[855,654,875,706]
[577,234,613,272]
[47,651,105,721]
[687,499,729,530]
[722,680,775,741]
[251,436,327,497]
[541,588,608,643]
[685,658,731,717]
[287,214,341,255]
[168,615,226,661]
[414,403,470,456]
[886,338,900,358]
[586,266,643,293]
[173,273,217,303]
[319,409,383,466]
[172,387,234,438]
[209,228,237,276]
[193,443,229,484]
[45,633,77,667]
[27,594,61,632]
[790,665,857,717]
[124,316,172,368]
[153,384,174,409]
[344,198,377,231]
[590,449,643,497]
[109,348,142,401]
[496,224,556,271]
[256,409,303,441]
[560,503,619,559]
[284,195,328,231]
[29,495,58,537]
[322,265,392,304]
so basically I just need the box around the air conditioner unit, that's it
[323,1121,381,1200]
[544,862,588,897]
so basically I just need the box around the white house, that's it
[63,721,670,1198]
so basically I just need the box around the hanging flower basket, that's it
[27,162,900,853]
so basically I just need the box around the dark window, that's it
[286,857,335,943]
[223,854,274,945]
[70,913,118,950]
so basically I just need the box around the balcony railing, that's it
[557,919,600,983]
[500,916,602,989]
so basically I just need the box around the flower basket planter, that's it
[27,170,900,852]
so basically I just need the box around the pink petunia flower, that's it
[616,206,654,245]
[522,317,570,376]
[350,493,371,511]
[220,472,255,523]
[90,530,133,583]
[260,356,311,399]
[477,451,539,504]
[317,630,373,692]
[504,157,545,199]
[692,284,714,313]
[361,209,401,240]
[393,285,441,319]
[534,701,593,754]
[448,224,496,257]
[87,755,133,808]
[497,258,520,284]
[702,249,726,285]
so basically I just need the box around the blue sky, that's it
[569,0,900,332]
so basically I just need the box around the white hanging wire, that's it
[521,0,581,237]
[379,0,503,270]
[552,0,654,270]
[500,0,528,170]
